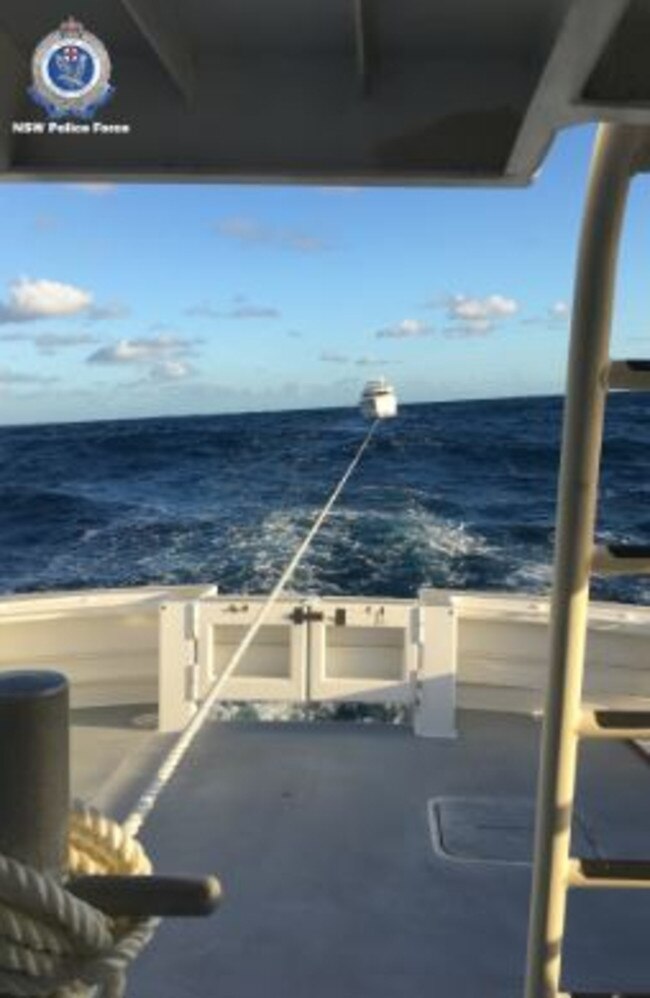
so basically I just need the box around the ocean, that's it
[1,393,649,605]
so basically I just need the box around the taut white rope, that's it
[123,419,379,839]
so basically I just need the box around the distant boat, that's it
[359,378,398,420]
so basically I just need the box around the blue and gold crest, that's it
[29,17,114,120]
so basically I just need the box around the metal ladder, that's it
[524,124,650,998]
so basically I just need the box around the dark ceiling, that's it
[0,0,646,186]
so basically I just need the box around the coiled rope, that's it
[0,803,155,998]
[0,419,379,997]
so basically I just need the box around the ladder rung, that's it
[578,708,650,740]
[608,359,650,391]
[592,544,650,574]
[568,858,650,889]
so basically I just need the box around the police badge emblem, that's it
[29,17,114,120]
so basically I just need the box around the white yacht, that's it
[360,378,398,420]
[0,3,650,998]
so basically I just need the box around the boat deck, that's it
[71,709,650,997]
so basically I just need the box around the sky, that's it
[1,122,650,425]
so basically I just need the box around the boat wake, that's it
[0,395,648,603]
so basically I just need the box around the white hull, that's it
[360,394,397,419]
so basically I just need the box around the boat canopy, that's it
[1,0,650,186]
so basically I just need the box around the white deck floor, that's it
[70,709,650,997]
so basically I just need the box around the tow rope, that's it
[124,418,379,838]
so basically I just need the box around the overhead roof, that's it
[0,0,647,185]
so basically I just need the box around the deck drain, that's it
[428,797,600,865]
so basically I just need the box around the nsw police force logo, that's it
[29,17,114,120]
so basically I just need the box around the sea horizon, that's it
[0,389,567,431]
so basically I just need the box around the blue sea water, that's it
[0,394,649,604]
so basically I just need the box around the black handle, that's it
[67,874,222,917]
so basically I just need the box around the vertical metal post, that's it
[0,670,69,878]
[524,124,646,998]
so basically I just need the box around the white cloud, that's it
[422,293,521,337]
[87,334,195,366]
[447,294,518,321]
[89,341,147,364]
[0,278,128,325]
[214,216,330,253]
[376,318,434,339]
[0,277,92,323]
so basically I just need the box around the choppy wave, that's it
[0,394,648,604]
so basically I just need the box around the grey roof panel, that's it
[0,0,647,185]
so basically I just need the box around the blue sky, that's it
[1,122,649,425]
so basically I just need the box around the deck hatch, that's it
[428,797,600,865]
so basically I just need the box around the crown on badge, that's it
[58,16,84,38]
